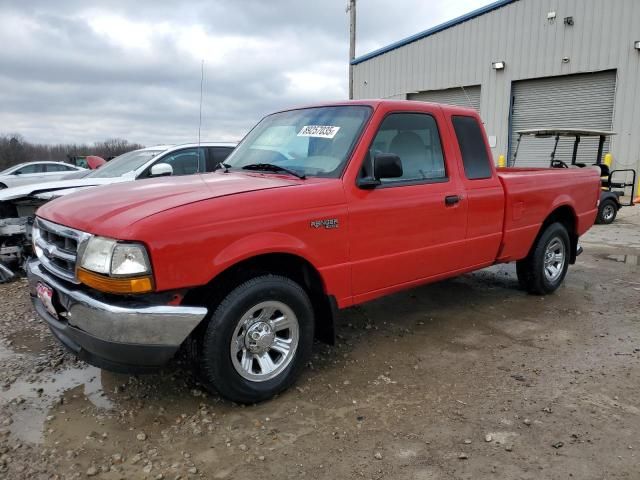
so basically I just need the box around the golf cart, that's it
[511,129,636,224]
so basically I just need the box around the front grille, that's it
[34,218,90,284]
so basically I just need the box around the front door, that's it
[347,110,467,298]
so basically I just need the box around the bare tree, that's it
[0,134,144,170]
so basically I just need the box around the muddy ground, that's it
[0,209,638,480]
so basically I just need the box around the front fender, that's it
[212,232,323,275]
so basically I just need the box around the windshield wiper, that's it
[241,163,306,179]
[213,162,232,172]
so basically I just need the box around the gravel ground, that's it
[0,208,638,479]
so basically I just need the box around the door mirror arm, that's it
[357,153,403,189]
[356,177,382,189]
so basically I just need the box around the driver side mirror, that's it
[357,153,403,189]
[149,163,173,178]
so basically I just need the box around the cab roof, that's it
[275,99,479,116]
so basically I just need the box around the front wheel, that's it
[199,275,314,403]
[516,222,570,295]
[596,199,617,224]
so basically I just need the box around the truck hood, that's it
[37,172,300,235]
[0,177,128,202]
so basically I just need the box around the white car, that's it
[0,161,86,189]
[0,142,236,281]
[0,142,236,202]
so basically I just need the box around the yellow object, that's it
[77,268,154,294]
[603,153,613,167]
[498,154,506,168]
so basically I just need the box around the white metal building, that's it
[352,0,640,171]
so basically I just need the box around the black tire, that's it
[596,199,617,225]
[199,275,314,403]
[516,222,570,295]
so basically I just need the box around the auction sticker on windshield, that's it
[297,125,340,139]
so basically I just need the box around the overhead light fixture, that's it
[635,40,640,50]
[492,61,505,70]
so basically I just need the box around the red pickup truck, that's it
[28,100,600,403]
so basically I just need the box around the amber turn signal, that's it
[77,268,154,294]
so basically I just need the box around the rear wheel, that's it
[516,222,570,295]
[199,275,314,403]
[596,199,617,224]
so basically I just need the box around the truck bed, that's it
[495,166,600,262]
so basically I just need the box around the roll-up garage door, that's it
[509,70,616,167]
[408,85,481,112]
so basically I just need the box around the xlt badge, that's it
[310,218,339,229]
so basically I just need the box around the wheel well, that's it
[183,253,336,345]
[600,193,621,209]
[539,205,578,264]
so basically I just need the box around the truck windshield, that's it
[85,149,164,179]
[223,106,372,178]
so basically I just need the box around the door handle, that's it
[444,195,460,206]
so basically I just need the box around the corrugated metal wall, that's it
[353,0,640,173]
[510,70,616,166]
[408,85,481,112]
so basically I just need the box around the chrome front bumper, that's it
[27,259,208,371]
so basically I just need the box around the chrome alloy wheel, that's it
[602,204,615,222]
[230,300,299,382]
[543,237,565,282]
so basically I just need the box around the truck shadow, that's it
[96,264,527,404]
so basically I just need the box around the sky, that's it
[0,0,493,145]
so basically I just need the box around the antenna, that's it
[198,59,204,147]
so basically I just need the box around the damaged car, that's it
[0,142,236,281]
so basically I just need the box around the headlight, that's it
[80,237,116,274]
[31,223,43,257]
[111,243,151,276]
[78,236,153,294]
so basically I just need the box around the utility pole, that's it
[348,0,356,99]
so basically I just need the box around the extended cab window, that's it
[452,116,492,180]
[365,113,446,183]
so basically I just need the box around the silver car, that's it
[0,161,86,189]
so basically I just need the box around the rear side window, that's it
[45,164,72,172]
[452,116,492,180]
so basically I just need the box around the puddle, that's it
[0,365,114,444]
[602,254,640,266]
